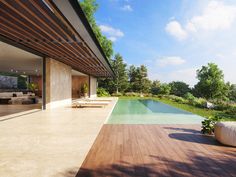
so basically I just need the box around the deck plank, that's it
[76,124,236,177]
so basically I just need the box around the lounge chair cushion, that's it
[214,122,236,147]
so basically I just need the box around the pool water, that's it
[107,99,204,124]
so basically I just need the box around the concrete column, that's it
[46,58,72,109]
[89,76,97,98]
[42,57,46,110]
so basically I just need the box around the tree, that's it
[169,81,190,97]
[228,84,236,102]
[80,0,113,59]
[128,65,151,93]
[128,65,137,92]
[98,54,128,94]
[128,65,137,91]
[137,65,151,93]
[194,63,227,100]
[159,83,171,95]
[111,54,128,93]
[151,80,161,95]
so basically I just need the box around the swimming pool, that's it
[107,99,204,124]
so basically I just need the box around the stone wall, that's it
[0,75,17,89]
[46,58,72,109]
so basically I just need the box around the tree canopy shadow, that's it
[163,126,224,146]
[59,153,236,177]
[163,127,200,134]
[168,133,222,145]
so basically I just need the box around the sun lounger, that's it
[85,98,112,102]
[72,101,109,108]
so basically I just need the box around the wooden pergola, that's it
[0,0,114,77]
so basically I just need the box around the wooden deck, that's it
[76,124,236,177]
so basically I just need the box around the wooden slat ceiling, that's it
[0,0,114,77]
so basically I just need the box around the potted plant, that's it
[81,83,88,98]
[201,115,221,135]
[27,82,38,94]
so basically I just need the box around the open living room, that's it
[0,41,42,118]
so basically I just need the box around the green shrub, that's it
[195,98,207,108]
[158,95,164,99]
[184,92,195,101]
[174,97,187,103]
[97,88,110,97]
[143,93,152,97]
[201,116,221,135]
[214,101,230,111]
[163,95,188,104]
[111,92,123,97]
[162,94,178,100]
[224,106,236,115]
[184,93,207,107]
[124,92,140,97]
[152,95,159,98]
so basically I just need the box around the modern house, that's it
[0,0,114,111]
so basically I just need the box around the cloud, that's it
[165,21,188,41]
[148,68,198,86]
[156,56,186,67]
[166,1,236,40]
[99,25,124,37]
[99,25,124,42]
[213,51,236,84]
[168,68,198,86]
[188,1,236,31]
[108,36,118,42]
[121,5,133,11]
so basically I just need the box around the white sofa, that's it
[0,92,36,104]
[0,92,16,98]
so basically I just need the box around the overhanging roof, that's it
[0,0,114,77]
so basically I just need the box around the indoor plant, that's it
[81,83,88,98]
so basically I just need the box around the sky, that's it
[94,0,236,86]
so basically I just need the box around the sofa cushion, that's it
[0,92,13,98]
[15,92,24,97]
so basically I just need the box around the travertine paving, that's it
[0,98,117,177]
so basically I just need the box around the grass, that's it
[153,98,236,121]
[153,97,220,118]
[118,96,236,121]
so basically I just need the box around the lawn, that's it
[153,97,236,121]
[153,97,219,118]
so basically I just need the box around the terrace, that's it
[0,98,117,177]
[0,0,235,177]
[0,98,235,177]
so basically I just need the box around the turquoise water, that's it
[107,99,204,124]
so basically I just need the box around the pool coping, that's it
[104,97,118,124]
